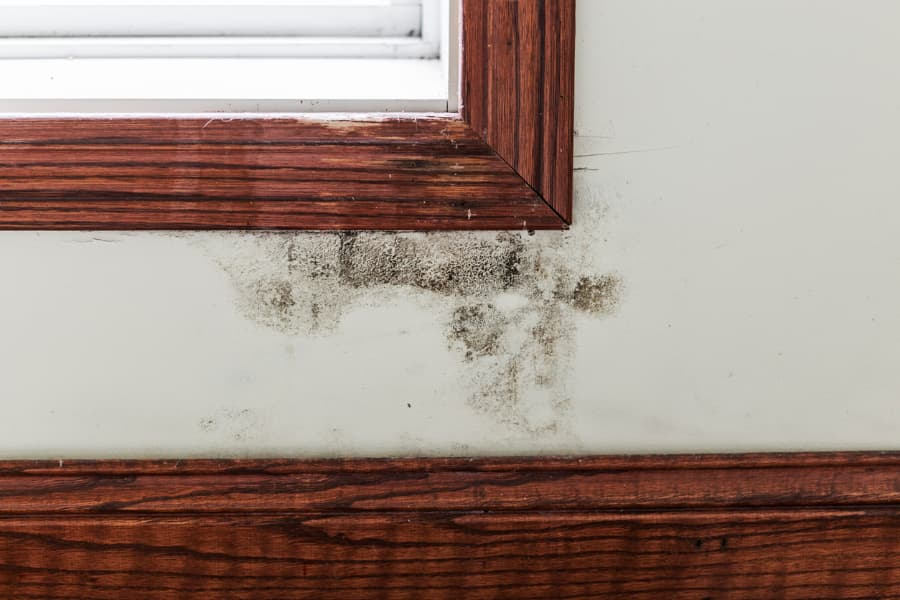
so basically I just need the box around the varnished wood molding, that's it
[0,0,576,230]
[1,453,899,598]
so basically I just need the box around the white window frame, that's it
[0,0,459,113]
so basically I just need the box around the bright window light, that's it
[0,0,458,113]
[0,0,438,58]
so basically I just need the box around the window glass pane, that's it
[0,1,424,38]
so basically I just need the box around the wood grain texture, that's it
[0,116,562,230]
[0,453,899,598]
[462,0,576,222]
[0,0,577,230]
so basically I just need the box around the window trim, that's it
[0,0,575,230]
[0,452,892,596]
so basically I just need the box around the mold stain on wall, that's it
[189,178,618,437]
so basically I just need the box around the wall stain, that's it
[199,408,262,442]
[448,304,507,361]
[189,182,619,436]
[572,275,622,314]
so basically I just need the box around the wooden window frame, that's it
[0,0,575,230]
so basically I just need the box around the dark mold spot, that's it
[448,304,506,361]
[337,231,525,295]
[257,279,295,313]
[572,274,622,314]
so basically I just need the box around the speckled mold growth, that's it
[189,178,619,434]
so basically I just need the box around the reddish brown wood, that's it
[0,453,899,598]
[0,116,560,230]
[0,452,900,513]
[0,1,576,230]
[4,510,900,600]
[462,0,576,222]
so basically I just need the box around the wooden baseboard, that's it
[0,453,898,598]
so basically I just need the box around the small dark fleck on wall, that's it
[198,408,262,442]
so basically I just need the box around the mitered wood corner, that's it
[0,452,898,598]
[462,0,576,224]
[0,0,575,230]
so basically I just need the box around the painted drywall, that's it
[1,0,899,457]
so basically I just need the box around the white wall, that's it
[1,0,899,457]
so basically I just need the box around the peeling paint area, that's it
[188,186,619,436]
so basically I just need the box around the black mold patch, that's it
[338,232,525,295]
[448,304,507,361]
[573,275,622,314]
[197,227,622,436]
[254,279,296,327]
